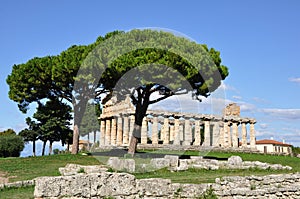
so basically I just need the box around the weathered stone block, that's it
[59,164,107,176]
[107,157,135,172]
[137,178,172,197]
[227,156,243,166]
[164,155,179,168]
[150,158,170,170]
[177,159,189,171]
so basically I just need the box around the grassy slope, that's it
[1,151,300,197]
[0,154,100,182]
[135,151,300,184]
[0,186,34,199]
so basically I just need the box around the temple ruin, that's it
[99,97,257,149]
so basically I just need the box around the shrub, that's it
[53,149,60,155]
[0,135,24,158]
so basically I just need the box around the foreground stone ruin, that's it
[34,168,300,199]
[105,155,292,173]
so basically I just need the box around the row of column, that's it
[140,116,210,146]
[219,120,256,148]
[99,115,256,148]
[100,115,135,146]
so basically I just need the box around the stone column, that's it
[194,120,201,145]
[212,122,220,147]
[179,121,184,143]
[128,115,135,144]
[163,117,170,144]
[232,121,239,148]
[173,117,180,145]
[105,119,111,146]
[100,120,106,146]
[227,123,232,147]
[152,116,159,145]
[183,118,192,145]
[110,118,117,146]
[141,117,148,144]
[203,120,211,146]
[218,122,224,147]
[170,123,175,142]
[116,116,123,146]
[123,115,129,145]
[250,120,256,149]
[223,121,229,147]
[241,121,247,147]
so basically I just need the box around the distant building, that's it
[255,139,292,155]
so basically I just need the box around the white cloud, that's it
[289,77,300,83]
[282,127,300,135]
[259,123,268,129]
[239,102,256,112]
[0,123,27,133]
[218,82,237,91]
[261,108,300,120]
[232,95,242,100]
[252,97,269,104]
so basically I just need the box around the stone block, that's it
[164,155,179,168]
[59,164,108,176]
[107,157,135,172]
[150,158,170,170]
[137,178,172,197]
[177,159,189,171]
[59,164,81,176]
[227,156,243,166]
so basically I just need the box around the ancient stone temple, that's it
[99,97,257,149]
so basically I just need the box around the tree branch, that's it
[149,94,173,104]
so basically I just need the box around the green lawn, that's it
[0,154,100,182]
[1,151,300,198]
[0,186,34,199]
[134,151,300,183]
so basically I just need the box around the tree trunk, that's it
[87,133,90,150]
[42,141,47,156]
[128,124,142,155]
[49,141,53,155]
[93,131,96,144]
[67,143,70,152]
[128,96,149,155]
[32,139,36,157]
[72,125,79,154]
[72,99,88,154]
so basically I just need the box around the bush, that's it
[53,149,60,155]
[0,135,24,158]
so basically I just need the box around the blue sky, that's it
[1,0,300,154]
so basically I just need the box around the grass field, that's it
[0,151,300,198]
[0,154,100,182]
[0,186,34,199]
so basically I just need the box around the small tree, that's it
[0,129,16,136]
[0,129,24,158]
[19,117,39,156]
[80,101,101,149]
[34,98,72,155]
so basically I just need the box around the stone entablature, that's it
[99,97,257,150]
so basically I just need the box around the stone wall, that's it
[34,172,300,199]
[0,179,35,190]
[105,155,292,173]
